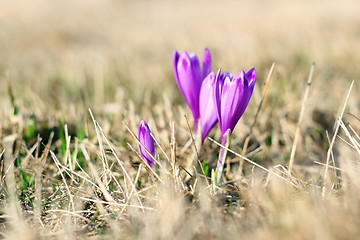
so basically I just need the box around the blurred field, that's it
[0,0,359,239]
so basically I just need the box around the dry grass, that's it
[0,0,359,239]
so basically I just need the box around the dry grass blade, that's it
[88,109,111,189]
[127,142,164,184]
[49,151,103,191]
[150,132,170,163]
[0,149,6,186]
[338,120,360,155]
[184,115,200,168]
[208,137,298,187]
[288,63,315,172]
[250,62,276,132]
[79,145,116,203]
[45,210,91,223]
[323,80,355,196]
[314,161,344,172]
[89,109,139,199]
[79,197,154,210]
[119,163,144,215]
[240,63,275,174]
[242,63,275,153]
[49,151,76,209]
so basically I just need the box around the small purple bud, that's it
[138,120,155,167]
[199,72,218,142]
[173,48,212,131]
[213,68,256,139]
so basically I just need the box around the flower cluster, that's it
[173,48,256,142]
[137,48,256,183]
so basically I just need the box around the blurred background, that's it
[0,0,359,123]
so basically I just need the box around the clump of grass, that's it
[0,75,358,239]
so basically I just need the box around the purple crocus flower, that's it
[214,68,256,139]
[138,120,155,167]
[199,72,218,142]
[213,68,256,183]
[173,48,212,131]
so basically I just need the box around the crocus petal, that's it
[213,69,224,129]
[138,120,155,167]
[245,68,256,98]
[219,73,247,136]
[176,51,202,123]
[189,53,202,97]
[213,68,256,139]
[173,48,213,132]
[202,48,212,79]
[173,51,180,85]
[246,68,256,85]
[173,51,188,113]
[231,72,249,132]
[199,72,218,142]
[234,68,256,124]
